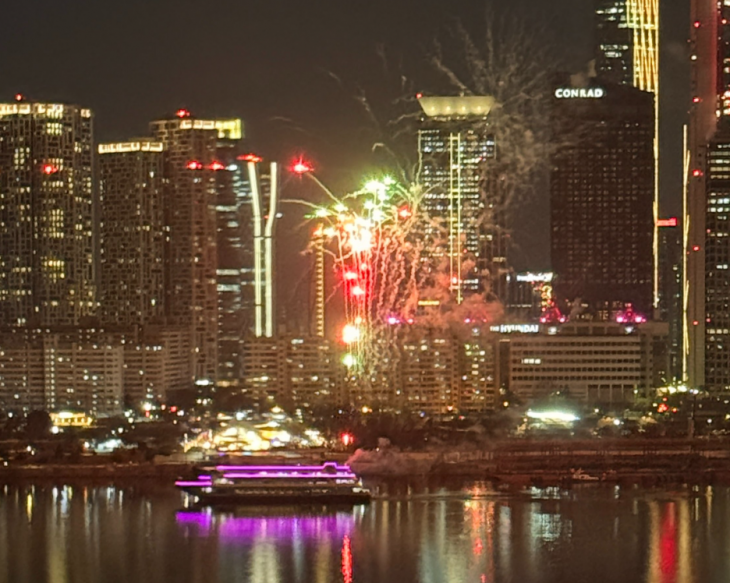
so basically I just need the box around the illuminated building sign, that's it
[554,87,605,99]
[98,141,164,154]
[657,217,678,228]
[515,272,553,283]
[489,324,540,334]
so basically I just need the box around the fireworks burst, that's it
[306,177,423,380]
[303,170,502,406]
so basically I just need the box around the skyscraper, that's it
[595,0,660,92]
[657,218,682,382]
[0,100,95,327]
[416,95,504,303]
[213,120,248,381]
[686,1,730,388]
[150,112,220,382]
[703,130,730,389]
[595,0,659,307]
[550,78,654,319]
[595,0,633,85]
[98,139,165,326]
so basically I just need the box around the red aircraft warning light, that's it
[176,109,191,118]
[209,161,225,171]
[238,153,263,163]
[42,164,59,175]
[291,158,313,174]
[187,161,203,170]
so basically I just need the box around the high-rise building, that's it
[595,0,633,85]
[657,218,683,381]
[416,95,506,303]
[213,120,248,381]
[686,1,730,388]
[150,112,221,382]
[98,140,165,326]
[550,78,654,319]
[0,100,95,327]
[595,0,659,92]
[704,129,730,390]
[595,0,659,307]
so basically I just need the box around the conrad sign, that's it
[554,87,605,99]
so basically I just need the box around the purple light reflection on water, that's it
[176,511,356,541]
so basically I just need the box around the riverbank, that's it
[2,438,730,487]
[0,462,190,483]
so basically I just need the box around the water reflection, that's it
[1,483,730,582]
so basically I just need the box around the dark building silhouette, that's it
[550,77,654,320]
[657,218,682,382]
[704,127,730,390]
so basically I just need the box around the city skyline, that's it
[0,0,708,417]
[0,0,689,273]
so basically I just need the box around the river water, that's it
[0,480,727,583]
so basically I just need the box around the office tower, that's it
[0,100,94,326]
[496,321,669,405]
[595,0,659,306]
[657,218,682,381]
[416,95,505,303]
[595,0,659,91]
[213,120,248,381]
[550,78,654,319]
[685,1,730,388]
[150,112,221,382]
[704,130,730,389]
[98,139,165,326]
[595,0,633,85]
[245,159,279,337]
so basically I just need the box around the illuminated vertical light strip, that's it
[248,161,264,337]
[449,134,457,297]
[449,132,463,304]
[264,162,278,338]
[456,134,463,305]
[682,125,690,382]
[314,227,325,338]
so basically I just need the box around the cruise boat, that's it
[175,462,371,505]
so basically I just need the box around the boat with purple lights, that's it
[175,462,371,505]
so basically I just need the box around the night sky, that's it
[0,0,690,319]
